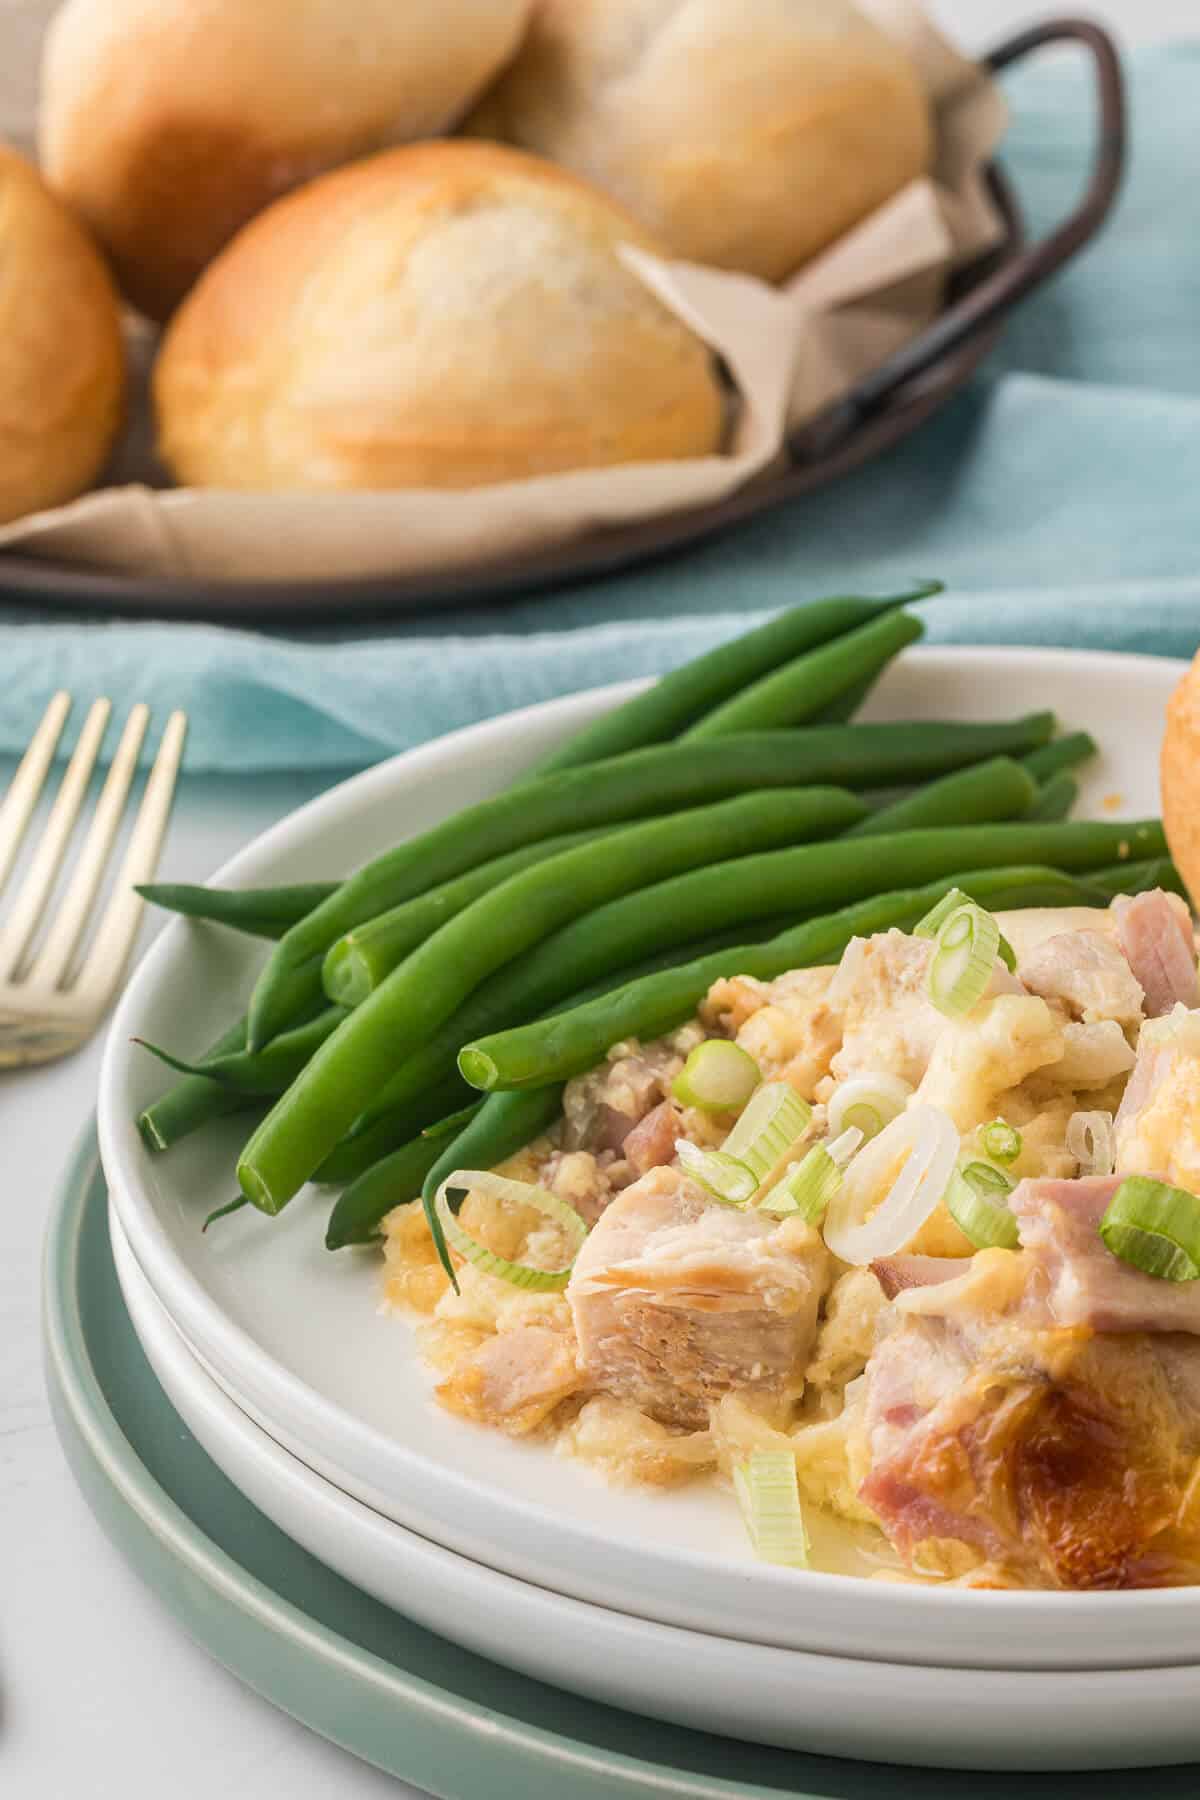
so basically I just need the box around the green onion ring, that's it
[434,1169,588,1291]
[1099,1177,1200,1282]
[944,1160,1018,1250]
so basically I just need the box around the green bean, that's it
[846,757,1036,838]
[1025,775,1078,823]
[247,715,1052,1047]
[136,881,339,940]
[351,812,1145,1138]
[806,670,882,725]
[459,864,1120,1093]
[316,914,776,1186]
[135,1006,349,1096]
[348,908,799,1146]
[530,583,942,776]
[313,1073,475,1186]
[326,1088,563,1251]
[684,610,924,740]
[1022,732,1097,783]
[137,1018,253,1150]
[323,1131,456,1250]
[324,825,620,1008]
[1089,857,1188,900]
[237,787,861,1211]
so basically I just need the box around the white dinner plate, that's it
[108,1196,1200,1773]
[99,647,1200,1672]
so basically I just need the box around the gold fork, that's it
[0,693,187,1067]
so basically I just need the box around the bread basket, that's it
[0,17,1123,622]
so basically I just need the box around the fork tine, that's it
[0,691,72,893]
[73,710,188,1011]
[0,697,111,983]
[31,703,151,990]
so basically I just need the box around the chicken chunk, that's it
[1112,890,1199,1018]
[1018,928,1145,1029]
[436,1325,583,1437]
[567,1165,828,1428]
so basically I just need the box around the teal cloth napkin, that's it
[2,44,1198,773]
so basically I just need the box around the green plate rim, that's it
[43,1119,835,1800]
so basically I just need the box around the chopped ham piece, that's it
[436,1325,582,1437]
[1018,927,1144,1028]
[1113,890,1199,1018]
[563,1036,687,1159]
[861,1307,1200,1587]
[1008,1175,1200,1335]
[567,1165,826,1428]
[622,1099,682,1176]
[858,1230,1200,1587]
[872,1255,971,1300]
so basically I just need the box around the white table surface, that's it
[3,3,1193,1795]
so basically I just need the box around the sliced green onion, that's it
[827,1074,912,1144]
[823,1105,960,1264]
[979,1119,1022,1166]
[944,1159,1018,1250]
[675,1141,758,1207]
[721,1081,812,1183]
[1099,1177,1200,1282]
[997,933,1017,973]
[759,1127,863,1221]
[913,886,972,938]
[671,1040,761,1114]
[433,1169,588,1291]
[1067,1110,1115,1178]
[733,1452,810,1568]
[928,902,1001,1019]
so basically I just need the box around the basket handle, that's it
[787,17,1126,464]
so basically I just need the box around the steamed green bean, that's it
[1023,732,1097,783]
[846,757,1036,838]
[530,583,941,775]
[237,787,860,1211]
[247,715,1055,1047]
[458,865,1118,1094]
[684,610,923,739]
[1025,775,1078,822]
[136,881,338,940]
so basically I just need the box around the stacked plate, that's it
[97,649,1200,1773]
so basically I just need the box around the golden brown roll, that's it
[39,0,534,321]
[153,142,726,493]
[0,143,125,524]
[468,0,934,283]
[1162,656,1200,906]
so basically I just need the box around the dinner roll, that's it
[0,144,124,524]
[468,0,933,283]
[154,142,726,493]
[39,0,534,321]
[1161,656,1200,907]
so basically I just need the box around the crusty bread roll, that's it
[468,0,933,283]
[0,143,124,524]
[39,0,534,321]
[154,142,725,493]
[1161,656,1200,906]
